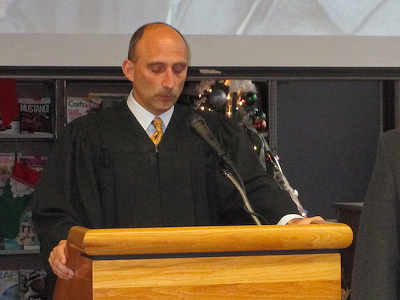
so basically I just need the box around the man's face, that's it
[125,26,188,116]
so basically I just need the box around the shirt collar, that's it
[126,90,174,133]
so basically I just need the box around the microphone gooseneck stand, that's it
[220,166,262,226]
[188,112,264,226]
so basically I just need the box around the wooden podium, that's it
[53,224,352,300]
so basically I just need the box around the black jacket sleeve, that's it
[32,115,106,262]
[351,129,400,300]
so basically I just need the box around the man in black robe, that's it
[351,128,400,300]
[32,22,323,292]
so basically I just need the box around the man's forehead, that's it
[136,43,188,63]
[139,27,186,51]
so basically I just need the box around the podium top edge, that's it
[67,224,353,256]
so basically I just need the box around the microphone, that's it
[187,113,234,168]
[187,112,264,225]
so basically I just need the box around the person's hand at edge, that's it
[286,216,331,225]
[48,240,74,280]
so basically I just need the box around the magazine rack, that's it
[52,223,352,300]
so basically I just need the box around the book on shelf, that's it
[1,211,40,254]
[0,270,19,300]
[18,98,52,134]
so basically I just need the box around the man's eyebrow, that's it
[147,62,165,66]
[147,61,187,65]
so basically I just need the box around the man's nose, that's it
[162,69,175,89]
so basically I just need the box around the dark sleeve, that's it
[32,117,105,262]
[207,113,299,225]
[351,131,400,300]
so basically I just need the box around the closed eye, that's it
[172,63,187,75]
[148,62,187,75]
[148,62,166,74]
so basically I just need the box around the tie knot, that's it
[152,117,163,132]
[150,117,163,146]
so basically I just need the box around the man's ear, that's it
[122,59,134,82]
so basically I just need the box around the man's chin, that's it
[154,101,176,115]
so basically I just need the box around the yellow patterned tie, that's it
[150,117,163,146]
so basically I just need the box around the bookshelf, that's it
[0,66,396,299]
[0,69,133,294]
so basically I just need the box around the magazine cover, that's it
[19,270,46,300]
[19,157,48,173]
[66,97,102,124]
[0,154,16,196]
[18,98,52,133]
[3,211,40,253]
[88,93,128,109]
[0,270,19,300]
[0,118,19,134]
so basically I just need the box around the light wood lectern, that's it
[53,224,352,299]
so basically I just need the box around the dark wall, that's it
[276,80,382,219]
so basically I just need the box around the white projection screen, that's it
[1,0,400,68]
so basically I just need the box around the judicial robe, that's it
[32,101,298,268]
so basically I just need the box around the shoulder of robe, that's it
[61,102,129,140]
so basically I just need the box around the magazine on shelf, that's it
[66,97,102,123]
[0,270,19,300]
[88,93,128,109]
[2,211,40,254]
[0,110,20,134]
[19,156,48,172]
[19,269,47,300]
[18,98,52,133]
[0,120,20,134]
